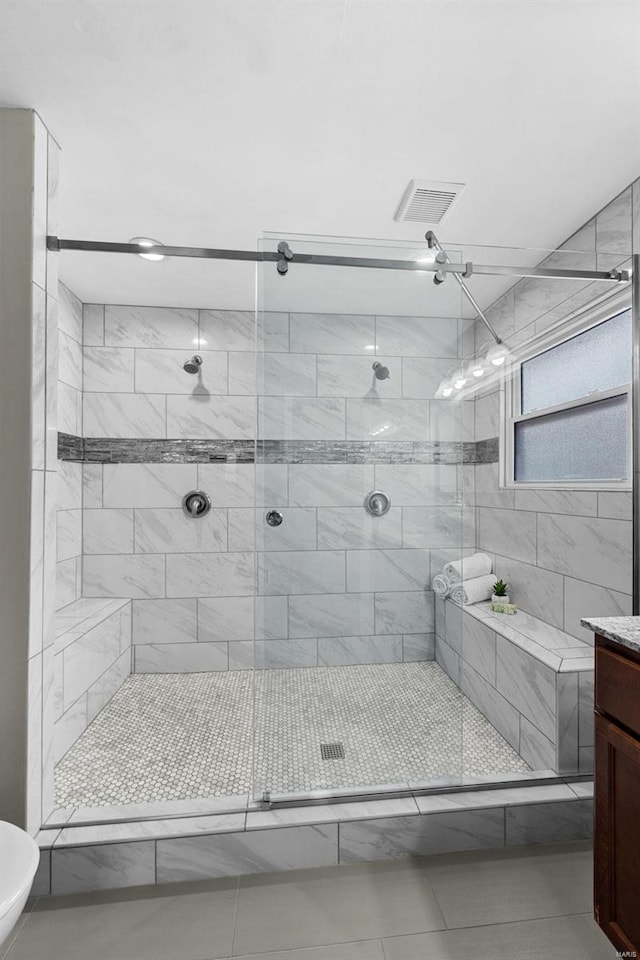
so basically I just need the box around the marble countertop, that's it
[580,616,640,654]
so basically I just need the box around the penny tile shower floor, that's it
[55,662,529,807]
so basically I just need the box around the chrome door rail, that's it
[47,236,631,282]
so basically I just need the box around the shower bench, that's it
[53,597,132,764]
[435,598,594,774]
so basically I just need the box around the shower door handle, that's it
[266,510,284,527]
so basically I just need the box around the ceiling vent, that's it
[394,179,466,225]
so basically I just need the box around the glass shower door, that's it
[253,233,467,803]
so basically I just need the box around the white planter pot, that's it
[492,593,510,604]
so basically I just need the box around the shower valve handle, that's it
[182,490,211,518]
[364,490,391,517]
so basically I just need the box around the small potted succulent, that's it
[491,579,510,604]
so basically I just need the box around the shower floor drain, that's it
[320,742,345,760]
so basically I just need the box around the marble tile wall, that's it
[81,306,260,670]
[253,311,470,668]
[471,452,633,643]
[56,284,83,610]
[79,305,468,447]
[80,305,469,670]
[468,181,637,645]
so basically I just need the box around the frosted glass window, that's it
[514,395,628,482]
[521,310,631,414]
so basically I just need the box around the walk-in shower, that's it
[45,224,636,824]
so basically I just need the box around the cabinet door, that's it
[595,713,640,954]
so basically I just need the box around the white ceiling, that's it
[1,0,639,312]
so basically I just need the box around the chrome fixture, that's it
[426,230,502,345]
[276,240,294,275]
[364,490,391,517]
[183,355,203,374]
[372,362,390,380]
[128,236,165,261]
[182,490,211,518]
[266,510,284,527]
[48,236,631,286]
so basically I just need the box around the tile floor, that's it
[55,662,529,807]
[3,842,616,960]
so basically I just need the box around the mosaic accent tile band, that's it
[474,437,499,463]
[57,432,84,460]
[256,439,497,464]
[58,434,255,463]
[58,433,500,465]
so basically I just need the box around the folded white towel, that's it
[443,552,492,583]
[450,574,495,606]
[432,574,453,598]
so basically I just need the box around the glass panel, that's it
[521,308,632,414]
[54,247,256,817]
[515,394,628,482]
[254,233,463,803]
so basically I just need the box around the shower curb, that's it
[32,779,593,897]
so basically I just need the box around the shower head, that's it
[183,355,203,374]
[372,362,390,381]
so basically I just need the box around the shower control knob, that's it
[266,510,284,527]
[182,490,211,518]
[364,491,391,517]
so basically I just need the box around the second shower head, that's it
[372,361,390,381]
[183,355,203,374]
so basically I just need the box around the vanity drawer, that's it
[596,643,640,738]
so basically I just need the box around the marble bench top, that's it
[454,600,594,673]
[55,597,130,651]
[581,616,640,655]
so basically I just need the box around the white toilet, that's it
[0,821,40,949]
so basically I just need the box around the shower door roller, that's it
[364,491,391,517]
[266,510,284,527]
[182,490,212,518]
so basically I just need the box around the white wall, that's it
[0,109,59,831]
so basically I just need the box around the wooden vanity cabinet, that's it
[594,634,640,955]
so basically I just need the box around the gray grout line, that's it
[229,875,241,958]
